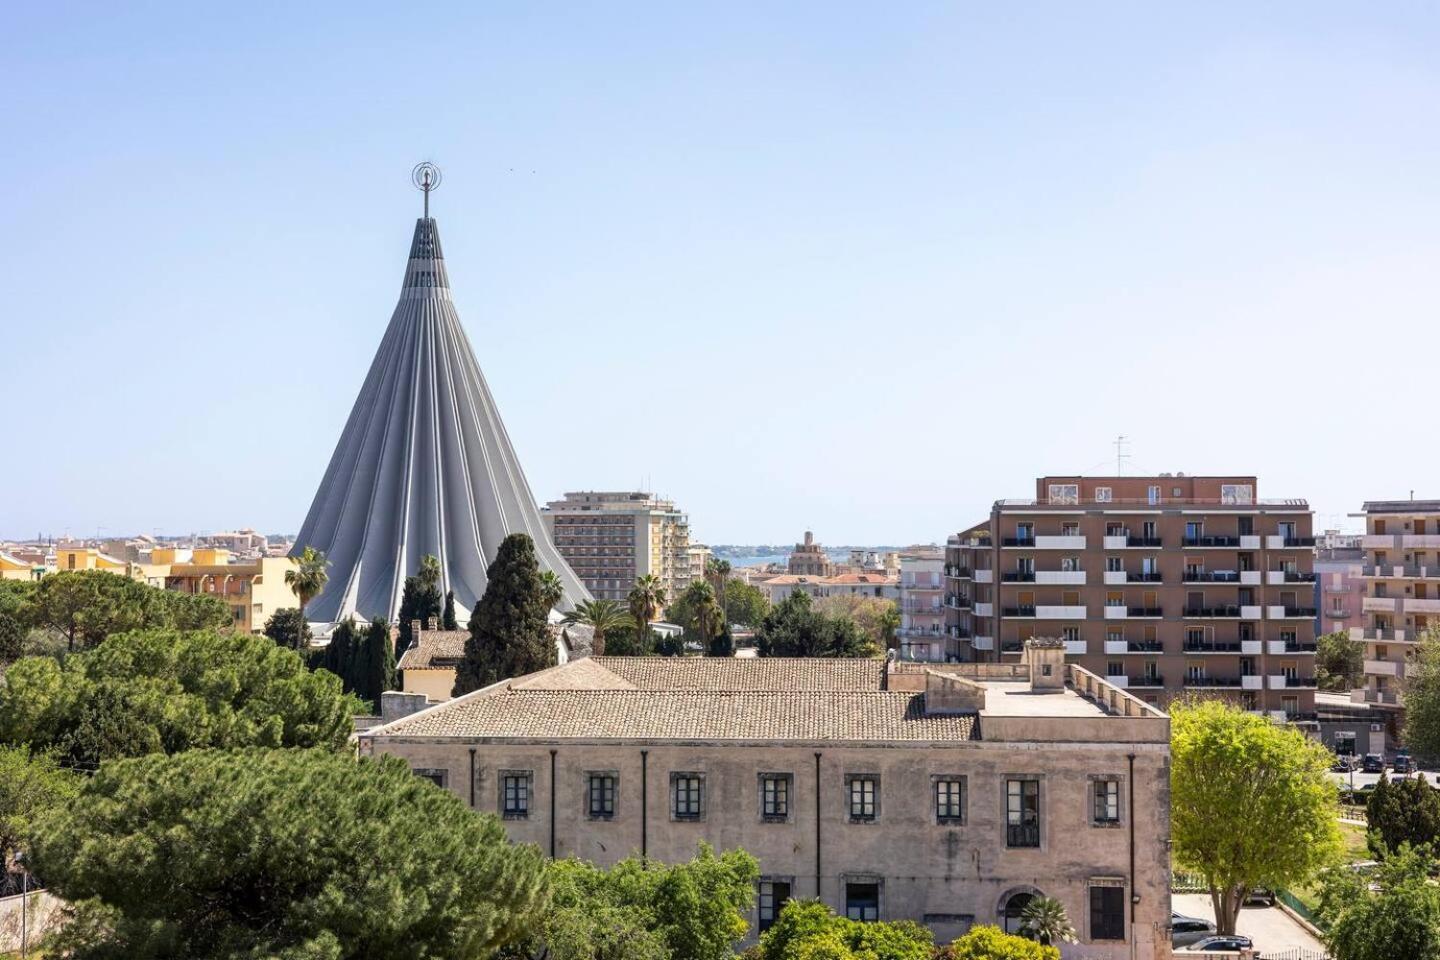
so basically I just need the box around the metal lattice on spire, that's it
[291,168,590,624]
[412,162,441,219]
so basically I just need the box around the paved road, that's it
[1328,768,1440,790]
[1171,894,1326,954]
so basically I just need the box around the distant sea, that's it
[726,554,789,568]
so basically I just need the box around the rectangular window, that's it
[501,772,531,819]
[1095,486,1112,502]
[758,880,792,932]
[1106,556,1122,572]
[1061,522,1080,536]
[846,882,880,922]
[587,773,616,820]
[935,777,965,823]
[1147,485,1161,505]
[672,773,704,820]
[1221,484,1254,505]
[848,775,878,821]
[412,768,447,788]
[1048,484,1079,504]
[760,774,791,821]
[1093,779,1120,824]
[1090,884,1126,941]
[1005,779,1040,847]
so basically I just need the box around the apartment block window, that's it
[1089,883,1126,941]
[1005,779,1040,847]
[1095,486,1112,502]
[1060,556,1081,572]
[1107,629,1123,644]
[760,773,791,821]
[1062,626,1081,643]
[1141,556,1160,576]
[1106,522,1125,537]
[1061,522,1080,536]
[1142,520,1157,539]
[1147,485,1161,505]
[1221,484,1254,505]
[1106,661,1123,677]
[672,773,704,820]
[758,880,792,932]
[1016,523,1034,542]
[1106,556,1123,572]
[1048,484,1079,504]
[586,772,616,820]
[846,882,880,922]
[847,775,879,822]
[1282,695,1300,716]
[934,777,965,823]
[1093,779,1120,824]
[501,771,532,819]
[1018,556,1035,575]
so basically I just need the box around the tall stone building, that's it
[362,643,1171,958]
[941,475,1317,719]
[542,492,694,603]
[789,530,835,576]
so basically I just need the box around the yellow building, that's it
[158,549,301,634]
[0,551,44,581]
[55,546,129,574]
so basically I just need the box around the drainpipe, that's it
[468,747,476,808]
[641,750,649,859]
[814,752,823,900]
[549,749,557,858]
[1128,753,1136,960]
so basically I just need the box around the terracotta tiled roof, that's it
[591,656,884,691]
[396,630,468,671]
[376,687,976,742]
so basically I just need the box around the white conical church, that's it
[293,171,589,624]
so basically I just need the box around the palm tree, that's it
[683,580,724,647]
[560,599,635,657]
[879,605,902,651]
[284,546,330,649]
[628,575,667,649]
[1019,895,1078,946]
[418,554,441,589]
[705,558,732,624]
[538,570,564,612]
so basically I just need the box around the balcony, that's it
[1002,537,1035,548]
[1036,605,1088,619]
[1103,570,1127,585]
[1267,535,1316,548]
[1270,606,1318,619]
[945,595,973,610]
[1183,536,1241,548]
[1326,607,1351,619]
[945,566,972,579]
[973,569,994,584]
[1363,596,1397,613]
[945,626,972,639]
[1240,570,1263,585]
[1184,676,1243,688]
[1183,605,1243,618]
[1350,688,1402,706]
[1128,675,1165,688]
[972,635,995,651]
[1034,535,1087,549]
[1102,535,1128,550]
[1240,535,1262,550]
[1184,571,1241,583]
[1000,572,1036,582]
[1063,639,1087,656]
[1402,535,1440,549]
[1006,823,1040,848]
[1242,675,1264,690]
[1125,641,1164,653]
[1104,639,1128,655]
[1407,598,1440,614]
[974,602,994,617]
[1000,641,1023,654]
[1241,640,1262,655]
[1241,605,1264,620]
[1362,534,1397,550]
[1003,606,1035,618]
[1104,675,1128,688]
[1128,571,1164,583]
[1035,570,1086,585]
[1184,641,1243,654]
[1270,675,1317,689]
[1365,658,1405,677]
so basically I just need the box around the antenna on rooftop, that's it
[412,162,442,220]
[1114,435,1130,476]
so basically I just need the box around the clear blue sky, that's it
[3,3,1438,545]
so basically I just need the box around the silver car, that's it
[1171,913,1217,948]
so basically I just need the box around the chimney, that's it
[1024,638,1066,693]
[426,616,438,631]
[411,619,422,638]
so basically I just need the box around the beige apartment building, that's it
[942,475,1317,720]
[542,492,694,603]
[898,554,947,659]
[362,643,1171,958]
[157,548,300,633]
[1351,499,1440,713]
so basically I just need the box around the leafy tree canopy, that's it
[758,900,932,960]
[25,570,229,653]
[29,748,549,960]
[263,607,313,650]
[0,578,36,665]
[1365,772,1440,859]
[1316,631,1364,692]
[722,580,769,630]
[1400,627,1440,761]
[397,572,444,657]
[814,596,900,652]
[454,534,554,696]
[1317,844,1440,960]
[514,844,757,960]
[0,628,358,766]
[943,925,1059,960]
[756,591,878,659]
[0,744,80,894]
[1170,698,1342,935]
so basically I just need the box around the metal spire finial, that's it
[411,162,442,219]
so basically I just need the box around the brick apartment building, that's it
[940,475,1318,719]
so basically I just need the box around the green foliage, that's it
[758,900,933,960]
[672,580,726,652]
[539,570,565,612]
[0,578,35,664]
[29,748,549,959]
[1018,895,1077,946]
[756,591,878,658]
[723,580,769,630]
[1316,630,1364,691]
[628,575,668,642]
[264,607,313,649]
[600,624,653,657]
[285,546,330,617]
[443,590,459,630]
[1365,772,1440,859]
[0,744,79,891]
[944,925,1059,960]
[709,624,736,657]
[454,534,555,696]
[561,599,635,658]
[518,844,758,960]
[1317,844,1440,960]
[814,596,900,652]
[1401,627,1440,760]
[1170,698,1343,935]
[26,570,227,653]
[396,574,443,657]
[354,619,396,710]
[0,628,357,766]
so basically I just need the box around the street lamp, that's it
[14,850,28,960]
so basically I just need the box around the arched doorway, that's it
[1002,891,1036,936]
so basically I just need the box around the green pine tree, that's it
[355,618,396,709]
[323,618,359,691]
[442,591,459,630]
[453,534,554,697]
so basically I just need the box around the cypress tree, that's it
[356,618,396,708]
[442,591,458,630]
[323,618,359,690]
[453,534,553,697]
[396,577,443,657]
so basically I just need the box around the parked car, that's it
[1245,886,1276,906]
[1394,753,1415,774]
[1363,753,1387,773]
[1171,914,1217,947]
[1332,754,1360,772]
[1184,934,1254,952]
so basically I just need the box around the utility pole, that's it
[1114,435,1130,475]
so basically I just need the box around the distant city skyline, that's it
[4,3,1437,544]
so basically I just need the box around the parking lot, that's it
[1171,894,1326,955]
[1328,768,1439,790]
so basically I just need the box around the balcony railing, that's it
[945,566,972,578]
[1000,572,1036,582]
[945,595,973,609]
[1286,676,1318,687]
[1005,823,1040,848]
[1128,675,1165,687]
[1284,642,1319,653]
[1127,536,1164,547]
[1183,606,1243,618]
[1183,571,1240,583]
[1128,607,1164,618]
[1002,537,1035,547]
[1127,572,1164,582]
[1281,571,1318,583]
[1283,606,1319,618]
[1182,536,1241,547]
[1000,641,1023,653]
[1183,676,1243,687]
[1002,606,1036,617]
[1126,641,1164,653]
[1284,536,1317,547]
[1184,641,1243,653]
